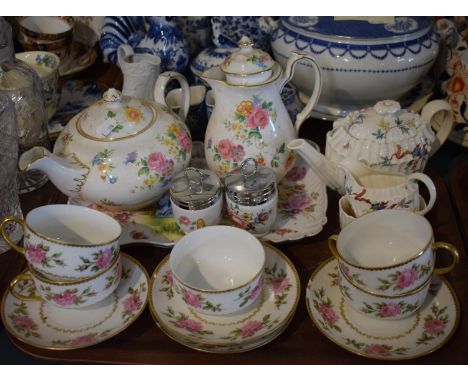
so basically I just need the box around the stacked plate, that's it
[149,241,300,353]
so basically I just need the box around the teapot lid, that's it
[221,36,274,77]
[225,158,276,206]
[76,88,157,142]
[170,167,222,210]
[336,100,423,143]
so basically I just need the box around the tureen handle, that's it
[420,100,454,157]
[154,71,190,122]
[280,51,322,135]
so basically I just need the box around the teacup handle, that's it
[406,173,436,215]
[432,242,459,275]
[0,216,25,255]
[328,235,341,261]
[154,71,190,121]
[9,272,42,302]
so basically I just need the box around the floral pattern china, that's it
[1,253,149,350]
[306,258,460,360]
[69,153,327,246]
[149,243,300,349]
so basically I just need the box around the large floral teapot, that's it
[19,72,192,210]
[202,36,322,180]
[288,99,454,194]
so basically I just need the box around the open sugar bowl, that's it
[169,226,265,316]
[170,167,223,233]
[329,210,459,297]
[9,253,122,309]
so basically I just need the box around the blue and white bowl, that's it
[271,16,440,118]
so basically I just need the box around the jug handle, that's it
[406,173,437,216]
[117,44,134,68]
[154,71,190,122]
[279,51,322,135]
[421,100,454,157]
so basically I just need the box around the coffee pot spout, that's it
[287,138,344,192]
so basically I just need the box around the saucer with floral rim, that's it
[1,253,149,350]
[306,258,460,361]
[149,242,300,348]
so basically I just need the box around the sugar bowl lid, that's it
[225,158,276,206]
[76,88,157,142]
[221,36,274,77]
[170,167,222,210]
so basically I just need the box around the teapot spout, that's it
[19,147,90,198]
[287,139,344,192]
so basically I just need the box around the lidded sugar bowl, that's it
[225,158,277,236]
[170,167,223,233]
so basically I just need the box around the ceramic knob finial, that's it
[103,88,122,103]
[373,100,401,116]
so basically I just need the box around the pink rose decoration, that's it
[26,244,47,264]
[179,216,191,226]
[364,344,390,356]
[379,302,401,317]
[396,268,419,289]
[318,303,339,324]
[231,144,245,163]
[424,319,446,335]
[147,152,167,172]
[13,316,35,329]
[123,295,141,313]
[247,107,269,129]
[250,276,264,300]
[95,248,113,269]
[183,291,202,308]
[240,320,263,337]
[285,166,307,182]
[114,211,131,224]
[176,318,203,332]
[71,334,95,346]
[178,133,192,152]
[269,276,290,294]
[283,194,311,214]
[52,290,78,306]
[217,139,233,160]
[164,270,174,286]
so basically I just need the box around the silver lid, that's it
[225,158,277,206]
[170,167,222,210]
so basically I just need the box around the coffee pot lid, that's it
[225,158,276,206]
[221,36,274,77]
[76,88,157,142]
[170,167,222,210]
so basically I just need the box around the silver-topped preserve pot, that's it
[225,158,277,236]
[170,167,223,233]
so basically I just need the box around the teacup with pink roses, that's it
[329,210,459,300]
[169,226,265,316]
[1,204,121,280]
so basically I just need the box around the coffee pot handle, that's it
[0,215,25,255]
[154,71,190,122]
[280,51,322,135]
[421,100,454,157]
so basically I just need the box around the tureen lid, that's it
[337,100,423,143]
[225,158,276,206]
[170,167,222,210]
[221,36,274,77]
[281,16,433,39]
[76,88,157,141]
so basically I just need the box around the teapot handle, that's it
[280,51,322,135]
[154,71,190,122]
[117,44,134,68]
[421,100,454,157]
